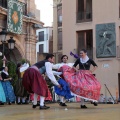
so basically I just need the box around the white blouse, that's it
[53,62,74,69]
[20,63,29,72]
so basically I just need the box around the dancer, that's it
[0,79,6,105]
[30,74,53,104]
[1,66,15,105]
[0,60,6,105]
[22,54,62,110]
[0,57,6,105]
[15,63,29,104]
[58,49,101,108]
[53,55,74,106]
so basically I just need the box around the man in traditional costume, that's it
[22,54,62,110]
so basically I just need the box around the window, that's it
[0,0,7,8]
[39,44,43,53]
[77,30,93,58]
[39,31,44,41]
[57,4,62,27]
[22,3,27,16]
[58,29,62,50]
[77,0,92,23]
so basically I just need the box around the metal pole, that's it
[105,84,107,104]
[2,42,4,57]
[104,84,115,104]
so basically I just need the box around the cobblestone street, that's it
[0,103,120,120]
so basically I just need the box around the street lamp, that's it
[0,29,15,57]
[0,28,7,56]
[8,37,15,50]
[0,28,7,42]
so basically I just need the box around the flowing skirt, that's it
[55,78,74,99]
[2,81,15,102]
[22,67,48,97]
[59,65,101,101]
[0,81,6,103]
[14,78,28,97]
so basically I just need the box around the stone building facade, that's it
[0,0,43,64]
[53,0,120,100]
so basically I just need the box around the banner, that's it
[7,0,23,34]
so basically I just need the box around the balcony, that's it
[0,0,7,9]
[77,11,92,23]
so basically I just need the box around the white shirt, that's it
[20,63,29,72]
[45,62,60,86]
[53,62,74,69]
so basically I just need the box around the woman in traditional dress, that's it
[1,66,15,104]
[58,49,101,108]
[0,75,6,105]
[53,55,74,106]
[15,63,29,104]
[0,57,6,105]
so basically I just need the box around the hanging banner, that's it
[7,0,23,34]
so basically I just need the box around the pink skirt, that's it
[59,65,101,101]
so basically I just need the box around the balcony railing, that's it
[0,0,7,9]
[77,11,92,23]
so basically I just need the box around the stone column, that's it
[25,22,37,64]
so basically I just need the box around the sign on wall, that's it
[96,23,116,58]
[7,0,23,34]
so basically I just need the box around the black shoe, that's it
[37,103,40,106]
[60,102,67,106]
[32,104,37,108]
[40,105,50,110]
[0,103,4,105]
[59,102,62,105]
[8,102,11,105]
[22,102,29,104]
[17,102,21,105]
[81,105,87,109]
[93,102,98,106]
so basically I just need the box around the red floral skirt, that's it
[59,65,101,101]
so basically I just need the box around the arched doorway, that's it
[0,43,22,64]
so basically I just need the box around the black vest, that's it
[34,60,48,74]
